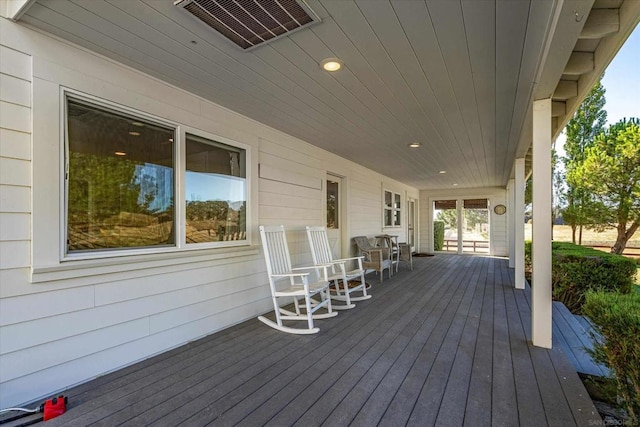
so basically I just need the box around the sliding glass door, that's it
[433,199,489,254]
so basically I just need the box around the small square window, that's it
[185,134,247,243]
[383,190,402,227]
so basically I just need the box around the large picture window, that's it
[65,95,248,256]
[66,98,175,253]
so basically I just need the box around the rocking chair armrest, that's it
[331,256,365,263]
[290,265,330,271]
[271,272,310,278]
[328,256,365,270]
[291,264,331,281]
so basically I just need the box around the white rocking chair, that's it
[306,226,371,309]
[258,225,337,334]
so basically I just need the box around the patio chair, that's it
[306,226,372,309]
[376,234,413,272]
[258,225,337,334]
[352,236,393,283]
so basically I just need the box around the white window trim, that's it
[31,85,257,282]
[181,126,251,249]
[383,189,402,228]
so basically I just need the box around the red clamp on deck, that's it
[42,395,67,421]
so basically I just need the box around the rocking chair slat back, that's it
[307,226,334,266]
[261,225,292,276]
[307,226,371,308]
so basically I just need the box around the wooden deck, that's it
[35,254,599,426]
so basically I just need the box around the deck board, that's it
[518,287,585,426]
[464,257,494,426]
[36,254,600,427]
[491,262,519,427]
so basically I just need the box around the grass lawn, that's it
[524,224,640,284]
[524,224,640,247]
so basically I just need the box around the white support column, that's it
[508,178,515,268]
[532,99,553,349]
[514,159,525,289]
[456,199,463,255]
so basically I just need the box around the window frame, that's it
[61,90,252,262]
[383,189,402,228]
[183,131,249,247]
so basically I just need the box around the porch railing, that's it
[443,239,489,253]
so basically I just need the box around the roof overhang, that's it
[5,0,639,190]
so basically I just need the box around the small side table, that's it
[397,242,413,271]
[375,234,400,273]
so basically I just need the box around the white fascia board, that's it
[1,0,36,20]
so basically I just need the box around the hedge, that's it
[433,221,444,251]
[552,242,635,313]
[524,241,636,313]
[583,291,640,423]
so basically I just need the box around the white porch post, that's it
[456,199,463,255]
[508,178,515,268]
[514,159,525,290]
[532,99,552,348]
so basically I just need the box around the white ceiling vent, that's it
[175,0,320,50]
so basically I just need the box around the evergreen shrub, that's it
[584,291,640,423]
[433,221,444,251]
[551,242,635,313]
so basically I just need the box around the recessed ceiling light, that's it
[128,131,141,136]
[408,142,421,148]
[131,122,145,127]
[320,58,343,72]
[453,183,459,186]
[115,151,127,156]
[439,170,446,174]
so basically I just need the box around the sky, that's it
[600,26,640,125]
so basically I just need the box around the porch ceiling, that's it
[14,0,639,190]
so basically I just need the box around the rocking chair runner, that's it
[258,225,337,334]
[306,226,371,309]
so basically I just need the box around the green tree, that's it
[563,78,607,244]
[552,148,565,224]
[436,209,457,228]
[570,118,640,254]
[68,152,142,224]
[185,200,229,221]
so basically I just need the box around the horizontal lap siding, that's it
[0,44,35,406]
[0,27,274,407]
[419,196,432,253]
[0,45,32,282]
[0,21,418,407]
[350,170,383,238]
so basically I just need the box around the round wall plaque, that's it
[494,204,506,215]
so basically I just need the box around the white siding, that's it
[0,19,419,407]
[420,187,508,256]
